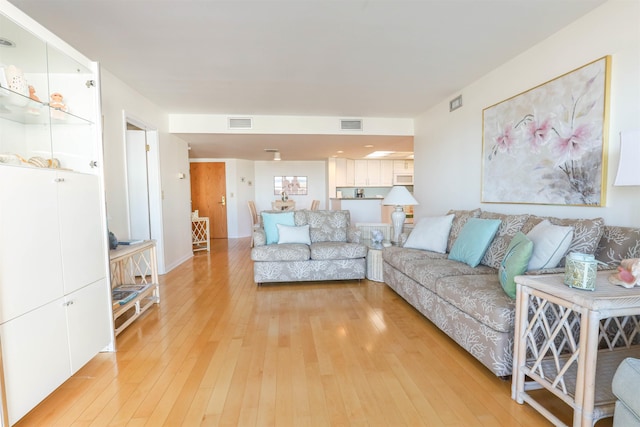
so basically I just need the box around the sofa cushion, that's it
[526,220,573,270]
[251,243,310,262]
[404,214,455,253]
[595,226,640,267]
[446,208,482,253]
[521,215,605,266]
[306,210,350,243]
[449,218,501,267]
[397,257,496,293]
[383,245,448,274]
[499,232,534,299]
[479,211,530,268]
[436,274,517,334]
[310,241,367,260]
[277,224,311,245]
[262,211,295,244]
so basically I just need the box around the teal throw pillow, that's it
[498,232,534,299]
[261,212,295,244]
[448,218,501,267]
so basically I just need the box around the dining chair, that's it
[248,201,260,247]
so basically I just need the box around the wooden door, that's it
[190,162,228,239]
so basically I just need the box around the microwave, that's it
[393,173,414,185]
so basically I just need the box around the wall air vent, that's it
[340,119,363,131]
[228,117,253,129]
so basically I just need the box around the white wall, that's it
[413,0,640,227]
[160,134,193,271]
[254,159,327,216]
[101,69,193,273]
[190,159,326,238]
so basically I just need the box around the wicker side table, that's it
[512,271,640,427]
[364,241,384,282]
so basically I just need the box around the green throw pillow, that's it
[499,232,534,299]
[261,211,295,244]
[448,218,501,267]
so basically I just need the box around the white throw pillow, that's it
[526,220,574,270]
[277,224,311,245]
[404,214,455,253]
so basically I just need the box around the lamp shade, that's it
[383,186,418,206]
[614,130,640,186]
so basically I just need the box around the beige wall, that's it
[101,69,193,273]
[413,0,640,226]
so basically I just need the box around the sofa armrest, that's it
[253,228,267,246]
[347,227,362,243]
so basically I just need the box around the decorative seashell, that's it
[0,153,21,165]
[50,158,61,168]
[28,156,49,168]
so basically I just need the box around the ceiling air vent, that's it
[340,119,363,131]
[228,117,253,129]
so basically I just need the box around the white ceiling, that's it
[8,0,606,161]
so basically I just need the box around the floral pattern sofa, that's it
[383,209,640,377]
[251,210,367,284]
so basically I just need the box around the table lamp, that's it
[614,130,640,186]
[382,185,418,244]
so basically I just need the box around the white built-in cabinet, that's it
[354,159,394,186]
[0,5,112,426]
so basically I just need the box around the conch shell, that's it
[609,258,640,288]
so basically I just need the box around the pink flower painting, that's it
[482,57,609,206]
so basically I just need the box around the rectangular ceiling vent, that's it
[228,117,253,129]
[340,119,363,131]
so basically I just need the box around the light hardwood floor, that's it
[16,238,612,426]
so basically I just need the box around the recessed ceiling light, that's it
[365,151,395,158]
[336,150,344,154]
[364,145,374,148]
[0,38,15,47]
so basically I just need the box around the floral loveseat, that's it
[251,209,367,284]
[383,209,640,377]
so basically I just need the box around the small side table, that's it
[109,240,160,337]
[364,240,385,282]
[512,271,640,427]
[191,216,210,252]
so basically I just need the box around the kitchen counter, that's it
[330,198,385,224]
[329,197,385,200]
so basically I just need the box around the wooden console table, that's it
[512,271,640,426]
[109,240,160,336]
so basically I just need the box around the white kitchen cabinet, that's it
[354,159,368,186]
[0,4,111,425]
[393,160,414,172]
[335,158,354,186]
[380,160,394,186]
[354,159,393,186]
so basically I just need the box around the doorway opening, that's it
[124,113,166,273]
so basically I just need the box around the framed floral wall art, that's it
[482,56,611,206]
